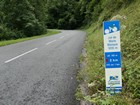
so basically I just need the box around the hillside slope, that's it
[76,0,140,104]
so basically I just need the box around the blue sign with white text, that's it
[103,20,120,35]
[105,52,121,68]
[106,87,122,93]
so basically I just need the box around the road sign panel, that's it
[105,52,121,68]
[103,20,122,94]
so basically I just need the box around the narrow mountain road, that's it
[0,30,86,105]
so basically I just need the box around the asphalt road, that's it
[0,30,86,105]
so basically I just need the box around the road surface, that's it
[0,30,86,105]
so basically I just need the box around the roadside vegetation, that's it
[76,0,140,105]
[0,29,60,47]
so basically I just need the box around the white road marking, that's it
[5,48,38,63]
[60,36,65,39]
[46,40,56,45]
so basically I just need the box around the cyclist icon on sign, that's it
[105,24,118,34]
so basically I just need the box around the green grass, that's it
[0,29,60,47]
[77,1,140,105]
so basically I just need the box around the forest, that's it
[0,0,88,40]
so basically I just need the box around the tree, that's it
[2,0,47,37]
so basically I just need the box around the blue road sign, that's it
[103,20,120,35]
[105,52,122,68]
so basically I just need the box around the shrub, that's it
[58,19,66,29]
[0,24,24,40]
[24,22,47,37]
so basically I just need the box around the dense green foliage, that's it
[0,0,48,40]
[0,0,88,40]
[0,0,109,40]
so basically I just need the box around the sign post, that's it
[103,20,122,94]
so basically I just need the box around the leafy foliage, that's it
[0,0,47,40]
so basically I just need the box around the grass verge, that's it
[0,29,60,47]
[76,1,140,105]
